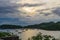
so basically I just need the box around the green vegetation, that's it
[0,22,60,30]
[28,32,56,40]
[0,24,22,29]
[25,22,60,30]
[0,32,11,37]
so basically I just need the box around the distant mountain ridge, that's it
[25,22,60,30]
[0,22,60,30]
[0,24,23,29]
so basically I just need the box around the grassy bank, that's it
[0,32,11,37]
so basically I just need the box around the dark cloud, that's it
[35,7,56,16]
[44,13,51,16]
[0,0,20,14]
[21,3,46,7]
[37,7,55,12]
[0,0,21,18]
[0,6,19,14]
[0,5,21,18]
[52,7,60,16]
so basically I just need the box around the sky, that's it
[0,0,60,26]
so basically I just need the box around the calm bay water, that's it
[0,29,60,40]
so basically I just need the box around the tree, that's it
[28,32,56,40]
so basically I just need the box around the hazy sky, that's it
[0,0,60,26]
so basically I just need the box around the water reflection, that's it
[21,29,39,40]
[0,29,60,40]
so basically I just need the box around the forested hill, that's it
[24,22,60,30]
[0,24,23,29]
[0,22,60,30]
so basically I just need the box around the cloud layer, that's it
[0,0,60,26]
